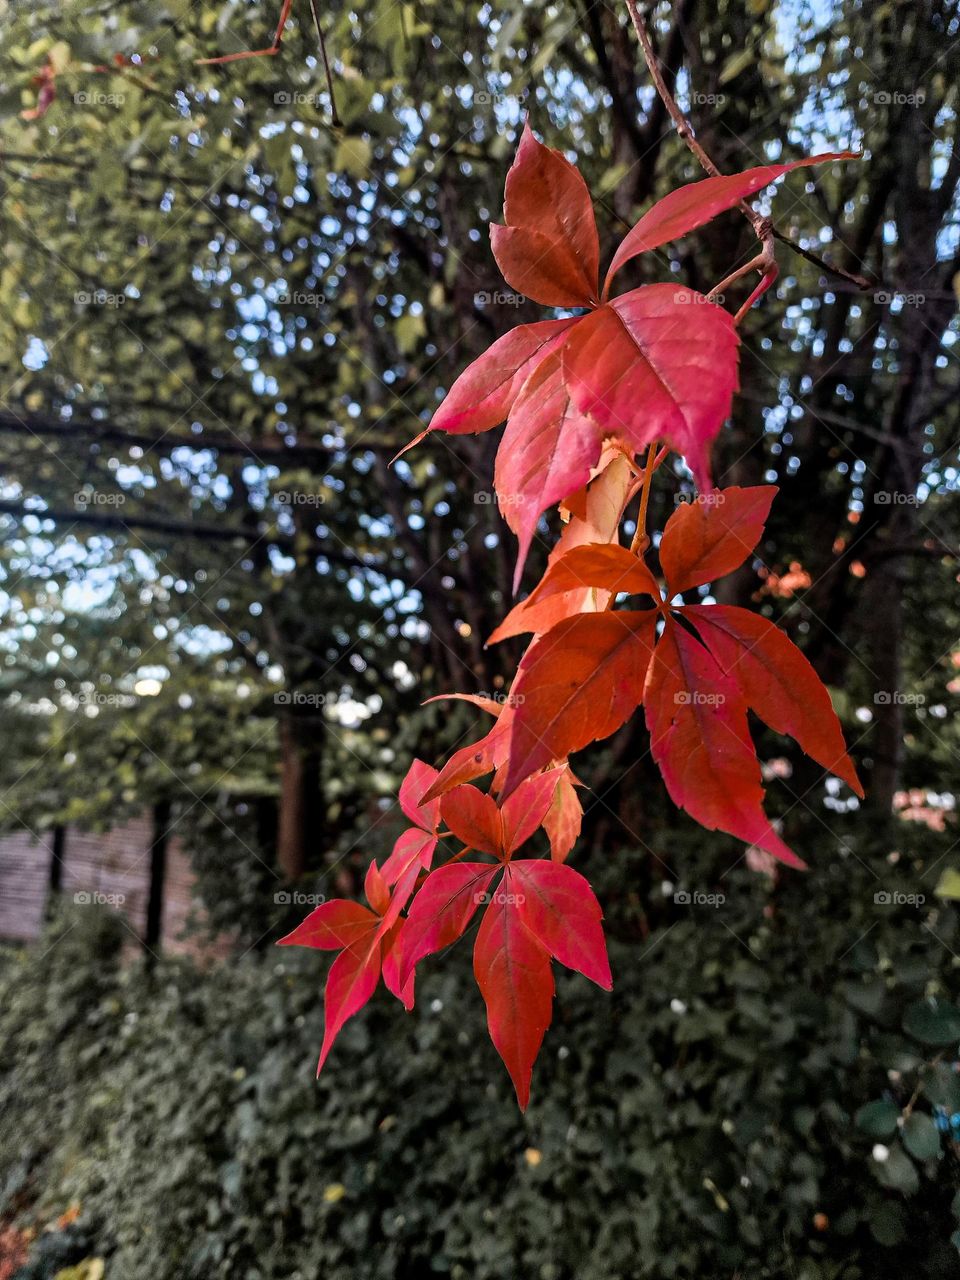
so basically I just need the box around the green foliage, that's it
[3,823,959,1279]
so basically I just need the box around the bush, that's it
[2,823,959,1279]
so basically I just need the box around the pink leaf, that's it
[564,285,740,490]
[604,153,861,292]
[495,351,603,592]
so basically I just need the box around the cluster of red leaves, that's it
[284,126,862,1108]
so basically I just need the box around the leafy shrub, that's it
[2,822,959,1279]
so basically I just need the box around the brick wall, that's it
[0,815,225,955]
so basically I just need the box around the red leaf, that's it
[490,122,599,307]
[364,860,391,916]
[509,860,612,988]
[523,541,660,606]
[644,618,805,868]
[564,285,740,490]
[420,718,513,804]
[398,757,442,833]
[473,877,554,1109]
[604,153,860,292]
[277,899,376,951]
[503,610,658,797]
[380,921,415,1011]
[427,317,575,438]
[441,785,503,856]
[659,486,776,595]
[399,862,500,985]
[318,936,382,1070]
[684,603,863,795]
[500,767,565,855]
[542,769,583,863]
[380,828,437,888]
[495,352,603,591]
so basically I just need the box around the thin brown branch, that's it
[0,412,396,459]
[306,0,342,127]
[622,0,871,295]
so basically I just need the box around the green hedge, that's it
[2,825,959,1279]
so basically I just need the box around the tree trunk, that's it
[277,710,323,881]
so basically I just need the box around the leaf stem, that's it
[629,441,659,554]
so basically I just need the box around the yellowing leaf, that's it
[334,137,372,178]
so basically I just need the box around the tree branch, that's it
[0,412,396,460]
[622,0,871,293]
